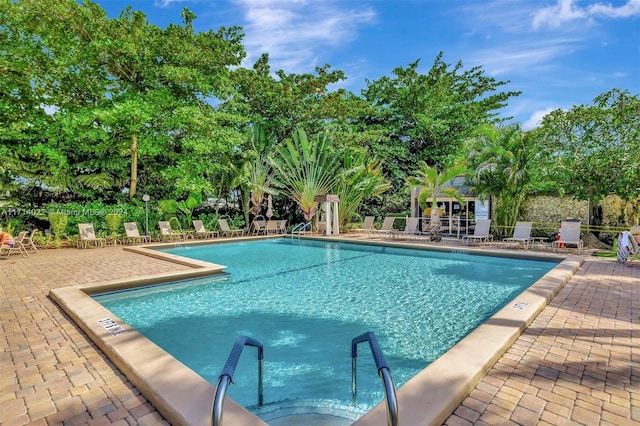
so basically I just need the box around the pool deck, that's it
[1,237,638,425]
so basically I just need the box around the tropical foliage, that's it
[467,124,536,236]
[1,0,638,236]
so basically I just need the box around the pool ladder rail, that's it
[352,331,399,426]
[212,331,398,426]
[290,222,312,239]
[212,336,264,426]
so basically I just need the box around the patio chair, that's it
[276,220,288,234]
[352,216,375,236]
[1,231,30,258]
[123,222,150,244]
[266,220,280,234]
[369,217,396,238]
[22,229,39,253]
[462,219,493,245]
[502,221,533,249]
[392,217,420,239]
[193,220,218,239]
[552,221,583,254]
[158,221,185,242]
[251,217,267,235]
[77,223,106,248]
[218,218,244,237]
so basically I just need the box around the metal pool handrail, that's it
[351,331,399,426]
[212,336,264,426]
[290,222,311,238]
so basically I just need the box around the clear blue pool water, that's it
[93,239,557,415]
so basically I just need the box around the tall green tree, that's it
[2,0,246,204]
[361,53,520,190]
[405,161,469,241]
[533,89,640,203]
[467,124,535,236]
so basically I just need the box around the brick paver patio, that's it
[1,243,638,425]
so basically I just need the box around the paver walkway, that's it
[1,244,638,425]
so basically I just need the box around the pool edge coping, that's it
[49,236,582,426]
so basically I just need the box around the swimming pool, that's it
[92,239,558,419]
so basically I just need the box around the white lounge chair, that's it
[369,217,396,238]
[124,222,150,244]
[77,223,106,248]
[218,218,244,237]
[552,221,583,254]
[462,219,493,245]
[351,216,375,236]
[193,220,218,239]
[392,217,420,239]
[1,231,30,258]
[22,229,39,253]
[502,221,533,249]
[158,221,185,242]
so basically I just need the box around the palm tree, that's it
[467,124,533,238]
[267,128,341,223]
[405,161,469,242]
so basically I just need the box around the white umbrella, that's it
[266,194,273,219]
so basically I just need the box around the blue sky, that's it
[95,0,640,129]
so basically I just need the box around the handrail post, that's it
[351,331,399,426]
[212,336,264,426]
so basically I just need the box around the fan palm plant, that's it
[268,128,341,223]
[405,161,469,241]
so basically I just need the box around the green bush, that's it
[48,212,68,237]
[105,214,123,235]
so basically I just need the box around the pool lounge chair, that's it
[1,231,30,258]
[502,221,533,249]
[369,217,396,238]
[77,223,106,248]
[158,221,185,242]
[462,219,493,245]
[218,218,244,237]
[123,222,150,244]
[552,221,583,254]
[192,220,218,239]
[352,216,375,236]
[392,217,420,239]
[22,229,39,253]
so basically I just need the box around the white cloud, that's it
[233,0,376,73]
[522,107,557,130]
[532,0,640,29]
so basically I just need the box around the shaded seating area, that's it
[1,231,31,258]
[218,218,245,237]
[123,222,150,244]
[462,219,493,245]
[77,223,106,248]
[193,220,218,239]
[502,221,533,249]
[158,221,185,242]
[552,221,583,254]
